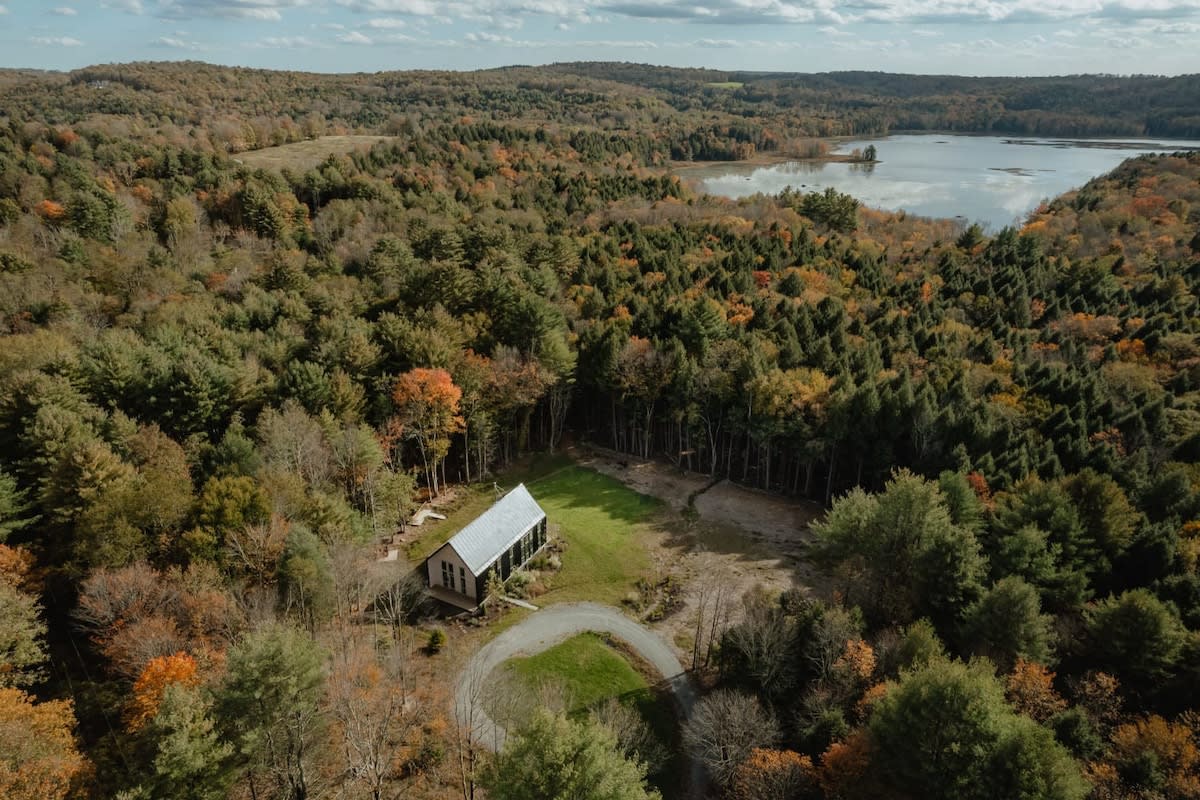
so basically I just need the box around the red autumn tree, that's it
[389,368,464,497]
[126,651,201,730]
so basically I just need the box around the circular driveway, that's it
[453,602,701,794]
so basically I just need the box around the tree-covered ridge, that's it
[0,65,1198,799]
[3,62,1200,162]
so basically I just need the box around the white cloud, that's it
[337,0,441,14]
[1106,34,1149,46]
[0,4,8,12]
[31,35,84,46]
[466,30,511,41]
[51,6,78,15]
[338,29,375,42]
[1150,20,1200,32]
[156,1,312,20]
[253,34,324,47]
[153,35,206,49]
[335,0,1200,28]
[102,0,144,11]
[365,16,407,26]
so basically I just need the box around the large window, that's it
[441,560,455,590]
[459,566,467,594]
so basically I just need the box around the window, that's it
[459,566,467,594]
[441,560,455,590]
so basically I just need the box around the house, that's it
[425,484,548,610]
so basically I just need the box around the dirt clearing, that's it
[572,446,833,662]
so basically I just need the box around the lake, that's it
[683,134,1200,231]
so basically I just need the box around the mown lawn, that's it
[498,633,677,769]
[407,454,663,606]
[505,632,652,714]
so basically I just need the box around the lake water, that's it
[685,134,1200,231]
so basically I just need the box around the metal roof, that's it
[445,484,546,575]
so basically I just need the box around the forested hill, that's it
[2,61,1199,151]
[548,63,1200,137]
[0,61,1199,799]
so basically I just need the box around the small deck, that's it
[429,585,478,612]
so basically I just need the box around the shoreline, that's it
[672,151,876,172]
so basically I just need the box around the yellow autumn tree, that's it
[0,688,87,800]
[1103,715,1200,800]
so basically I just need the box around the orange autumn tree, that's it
[126,651,201,730]
[33,199,66,222]
[820,729,876,800]
[732,747,818,800]
[1101,715,1200,800]
[1005,659,1067,722]
[0,688,87,800]
[389,368,463,497]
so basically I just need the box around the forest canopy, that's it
[0,60,1198,800]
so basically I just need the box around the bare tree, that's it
[691,571,733,670]
[547,379,572,452]
[225,514,290,588]
[371,567,429,641]
[328,635,422,800]
[452,660,489,800]
[590,698,668,774]
[682,690,780,789]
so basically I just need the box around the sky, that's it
[1,0,1199,76]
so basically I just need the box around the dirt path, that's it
[454,602,702,796]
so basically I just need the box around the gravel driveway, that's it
[454,602,702,796]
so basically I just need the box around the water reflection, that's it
[685,134,1200,231]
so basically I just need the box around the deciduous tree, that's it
[683,689,779,788]
[127,651,201,731]
[389,368,464,497]
[0,688,87,800]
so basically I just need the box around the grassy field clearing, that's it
[235,135,392,171]
[407,455,664,605]
[504,632,656,716]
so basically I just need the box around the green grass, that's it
[235,135,392,171]
[705,81,744,89]
[499,633,676,749]
[505,632,652,714]
[408,454,664,606]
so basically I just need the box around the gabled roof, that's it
[443,484,546,575]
